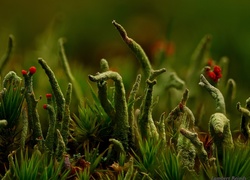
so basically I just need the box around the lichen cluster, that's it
[0,21,249,179]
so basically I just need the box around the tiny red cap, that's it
[29,66,36,74]
[43,104,48,109]
[46,93,52,98]
[21,70,28,75]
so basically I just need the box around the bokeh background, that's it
[0,0,250,130]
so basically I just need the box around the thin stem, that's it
[58,38,83,100]
[44,104,56,153]
[61,83,72,145]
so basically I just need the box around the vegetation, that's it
[0,20,249,180]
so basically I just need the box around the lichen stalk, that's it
[180,128,209,166]
[109,138,126,155]
[22,70,43,141]
[112,20,166,81]
[55,129,66,161]
[209,112,234,159]
[97,81,115,120]
[128,74,141,144]
[188,35,211,80]
[100,58,110,72]
[7,151,15,175]
[166,89,196,169]
[236,100,250,140]
[138,79,159,140]
[2,71,21,88]
[218,56,229,87]
[30,93,44,140]
[96,60,115,120]
[38,58,65,131]
[199,74,226,114]
[0,35,14,74]
[177,128,196,170]
[112,20,151,79]
[61,83,72,145]
[225,79,236,108]
[20,108,28,150]
[166,89,194,132]
[89,70,129,150]
[59,38,83,100]
[0,120,7,128]
[44,104,56,153]
[158,112,166,143]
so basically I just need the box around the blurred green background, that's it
[1,1,250,76]
[0,0,250,124]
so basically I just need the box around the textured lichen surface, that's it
[0,21,249,179]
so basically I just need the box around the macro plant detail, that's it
[0,20,248,180]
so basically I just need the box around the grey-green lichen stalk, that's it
[166,89,196,170]
[209,113,234,159]
[38,58,66,131]
[89,65,130,150]
[138,79,159,140]
[199,74,226,114]
[128,74,141,144]
[44,103,56,153]
[112,20,166,81]
[199,74,234,159]
[22,66,44,141]
[236,98,250,141]
[180,128,209,166]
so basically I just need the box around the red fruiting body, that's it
[205,64,222,83]
[213,65,221,76]
[207,71,216,81]
[29,66,36,74]
[21,70,28,75]
[46,93,52,98]
[43,104,48,109]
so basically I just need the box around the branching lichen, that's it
[180,128,209,166]
[112,20,166,81]
[138,79,159,140]
[89,69,129,150]
[199,74,226,114]
[166,89,196,170]
[95,60,115,120]
[22,67,43,141]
